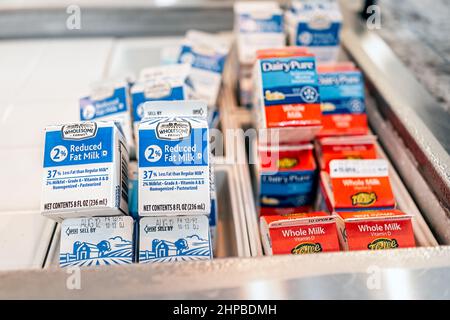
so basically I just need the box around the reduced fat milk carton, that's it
[253,47,322,143]
[139,215,212,263]
[79,81,133,150]
[320,159,395,213]
[138,101,210,216]
[336,210,415,251]
[260,212,340,255]
[234,1,285,65]
[131,64,191,140]
[60,216,134,267]
[178,30,230,108]
[286,0,342,62]
[41,121,129,221]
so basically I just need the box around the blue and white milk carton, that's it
[178,30,230,109]
[41,121,129,221]
[286,0,342,62]
[60,216,134,267]
[138,100,210,216]
[234,1,285,65]
[139,215,212,263]
[131,64,191,140]
[79,81,133,150]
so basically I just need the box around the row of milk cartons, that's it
[42,98,215,266]
[234,0,342,106]
[80,30,229,154]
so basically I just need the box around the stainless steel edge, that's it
[339,3,450,240]
[2,246,450,299]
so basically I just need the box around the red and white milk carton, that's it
[320,159,395,213]
[260,212,340,255]
[336,210,416,251]
[315,135,378,172]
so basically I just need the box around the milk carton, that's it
[260,212,340,255]
[138,215,212,263]
[258,143,317,215]
[335,210,416,251]
[79,81,134,150]
[315,135,377,172]
[317,64,368,136]
[253,47,322,144]
[138,101,210,216]
[320,159,395,213]
[234,1,285,66]
[178,30,230,108]
[286,0,342,62]
[41,121,129,221]
[60,216,134,267]
[131,64,191,140]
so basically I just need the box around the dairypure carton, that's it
[234,1,285,66]
[286,0,342,62]
[178,30,230,108]
[317,64,368,136]
[335,210,416,251]
[79,81,133,150]
[260,212,340,255]
[41,121,129,221]
[59,216,134,267]
[320,159,395,213]
[138,100,210,216]
[315,135,377,172]
[253,47,322,144]
[258,143,317,215]
[138,215,212,263]
[131,64,191,140]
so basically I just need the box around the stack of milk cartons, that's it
[234,1,285,107]
[137,100,213,263]
[253,47,322,216]
[41,121,134,267]
[285,0,342,63]
[177,30,230,128]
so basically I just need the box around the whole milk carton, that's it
[286,0,342,62]
[320,159,395,213]
[41,121,129,221]
[139,215,212,263]
[317,63,369,136]
[260,212,340,255]
[79,80,134,151]
[258,143,317,215]
[131,64,191,140]
[60,216,134,267]
[138,100,210,216]
[253,47,322,144]
[336,210,416,251]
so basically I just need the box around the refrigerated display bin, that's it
[0,0,449,299]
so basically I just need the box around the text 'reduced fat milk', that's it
[253,47,322,144]
[41,121,129,221]
[60,216,134,267]
[130,64,191,140]
[80,81,134,151]
[286,0,342,63]
[139,215,212,263]
[178,30,230,110]
[138,100,210,216]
